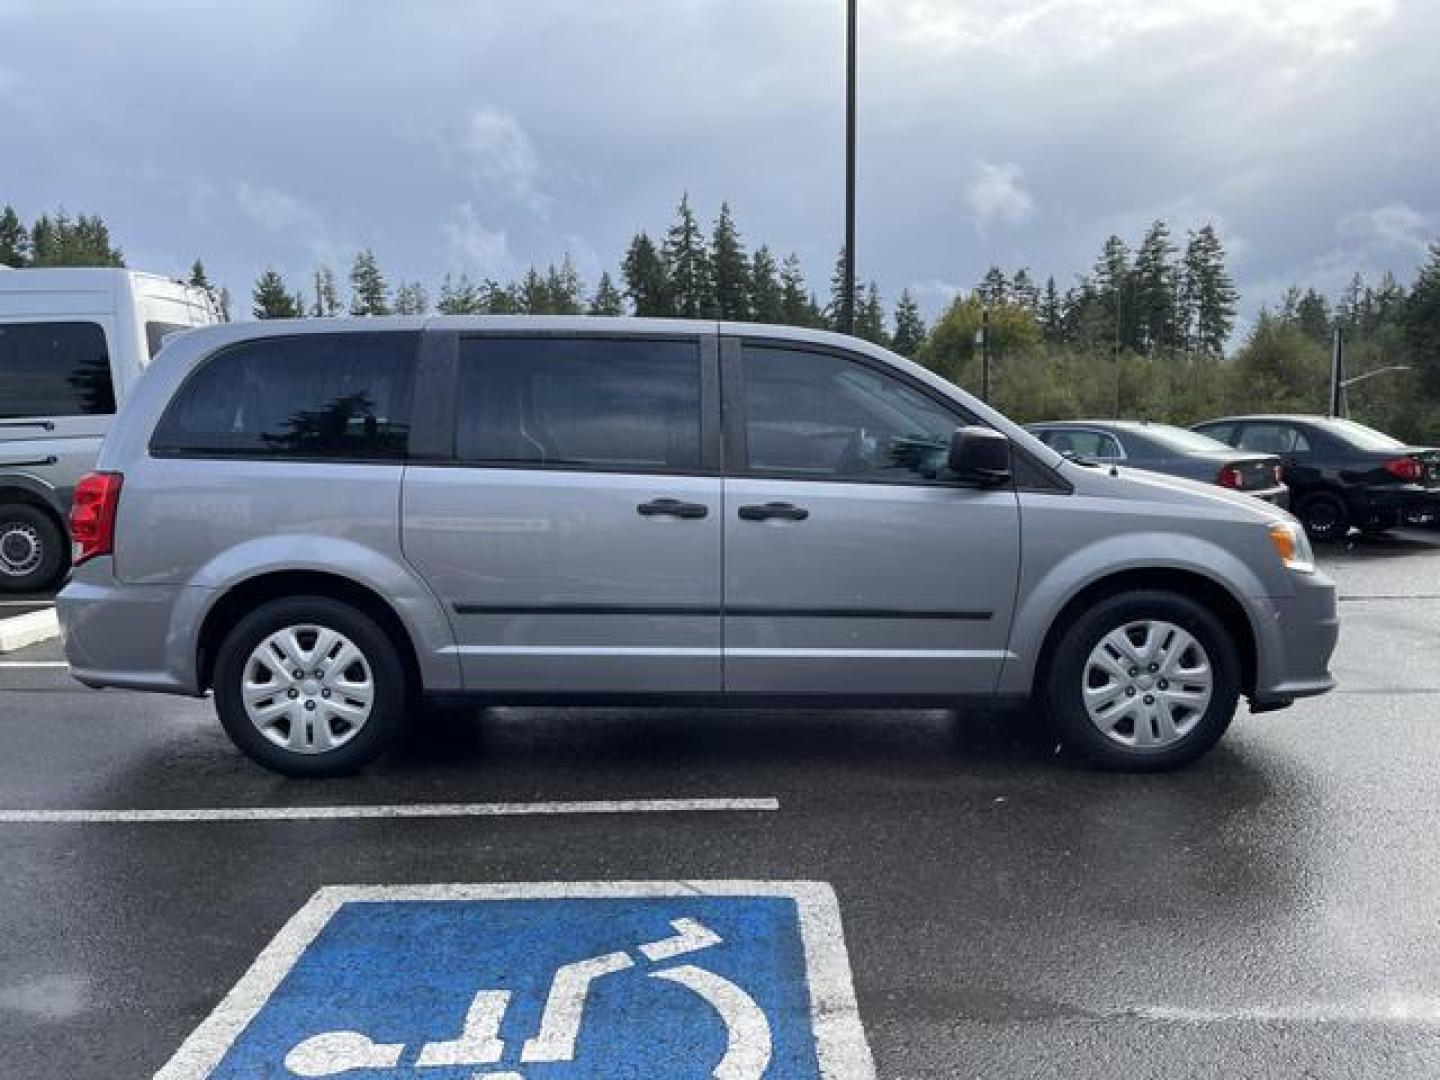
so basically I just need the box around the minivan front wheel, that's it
[213,596,406,777]
[1044,590,1240,771]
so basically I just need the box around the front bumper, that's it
[1248,570,1340,710]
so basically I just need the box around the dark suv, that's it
[1193,415,1440,542]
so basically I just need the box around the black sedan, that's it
[1192,414,1440,542]
[1025,420,1289,505]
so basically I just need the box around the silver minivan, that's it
[57,318,1339,776]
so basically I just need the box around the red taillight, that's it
[69,471,123,565]
[1384,457,1424,482]
[1217,465,1243,489]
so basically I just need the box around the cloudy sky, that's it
[2,0,1436,328]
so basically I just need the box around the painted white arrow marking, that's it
[415,989,510,1067]
[651,964,773,1080]
[638,917,724,962]
[519,951,634,1063]
[282,1031,404,1077]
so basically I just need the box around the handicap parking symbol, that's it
[158,882,875,1079]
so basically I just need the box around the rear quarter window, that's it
[150,332,418,461]
[0,320,115,418]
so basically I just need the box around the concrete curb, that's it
[0,607,59,653]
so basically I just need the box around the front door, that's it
[721,340,1021,697]
[402,331,722,694]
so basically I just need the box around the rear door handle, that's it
[637,498,709,519]
[738,501,810,522]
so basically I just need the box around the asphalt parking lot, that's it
[1,532,1438,1079]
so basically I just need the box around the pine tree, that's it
[1011,268,1040,314]
[827,247,863,331]
[311,266,341,317]
[480,278,521,314]
[709,202,751,320]
[544,255,584,315]
[394,281,429,316]
[437,273,481,315]
[0,206,29,267]
[621,232,670,316]
[1038,276,1064,343]
[1292,288,1332,344]
[1179,225,1237,355]
[779,254,816,327]
[1404,243,1440,398]
[891,289,927,358]
[855,282,889,345]
[187,259,225,319]
[27,209,124,267]
[252,269,301,319]
[1132,220,1179,354]
[749,246,784,324]
[349,250,391,316]
[589,271,624,316]
[1093,234,1133,351]
[977,266,1009,306]
[516,268,550,314]
[663,194,714,318]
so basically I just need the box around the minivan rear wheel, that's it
[1043,590,1240,771]
[0,503,67,593]
[213,596,406,777]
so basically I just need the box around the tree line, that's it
[3,197,1438,441]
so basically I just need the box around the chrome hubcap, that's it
[1082,619,1213,749]
[0,524,42,577]
[242,624,373,754]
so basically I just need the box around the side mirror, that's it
[948,426,1012,486]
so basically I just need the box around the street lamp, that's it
[1341,364,1412,390]
[842,0,857,336]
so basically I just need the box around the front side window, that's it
[0,321,114,418]
[455,336,702,471]
[151,332,417,460]
[739,346,964,481]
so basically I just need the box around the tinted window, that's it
[1324,418,1407,451]
[152,332,416,460]
[0,321,114,418]
[455,337,701,471]
[1236,423,1310,455]
[1043,428,1122,460]
[146,321,190,358]
[1194,422,1235,445]
[739,346,963,480]
[1128,424,1233,454]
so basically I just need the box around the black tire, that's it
[1043,590,1241,771]
[213,596,407,777]
[0,503,68,594]
[1295,492,1350,544]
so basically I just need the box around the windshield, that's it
[1325,418,1408,451]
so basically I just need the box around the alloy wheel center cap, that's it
[1136,674,1156,692]
[301,678,320,696]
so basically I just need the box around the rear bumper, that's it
[1250,484,1290,510]
[56,559,204,696]
[1347,485,1440,524]
[1249,571,1340,710]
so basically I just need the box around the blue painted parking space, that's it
[159,882,874,1080]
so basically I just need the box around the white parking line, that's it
[0,661,68,668]
[0,798,780,824]
[1131,997,1440,1026]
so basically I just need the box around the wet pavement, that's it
[0,531,1437,1077]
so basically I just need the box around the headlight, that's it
[1268,521,1315,573]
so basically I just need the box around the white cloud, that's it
[965,160,1035,231]
[1337,202,1436,254]
[235,182,322,236]
[443,202,514,277]
[456,107,547,216]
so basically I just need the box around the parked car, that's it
[0,268,219,591]
[57,318,1338,776]
[1192,414,1440,543]
[1025,420,1289,507]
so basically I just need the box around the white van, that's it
[0,267,220,591]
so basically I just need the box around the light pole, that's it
[841,0,857,336]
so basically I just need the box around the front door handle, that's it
[637,498,709,519]
[738,501,810,522]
